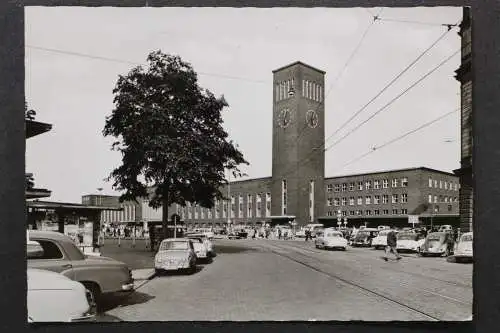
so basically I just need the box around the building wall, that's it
[81,194,139,224]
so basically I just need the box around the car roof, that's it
[461,232,473,236]
[161,238,191,242]
[28,230,72,242]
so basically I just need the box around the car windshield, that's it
[397,233,417,240]
[378,231,390,236]
[160,241,189,250]
[427,234,443,241]
[326,232,341,237]
[461,234,473,242]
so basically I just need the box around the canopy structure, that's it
[26,120,52,139]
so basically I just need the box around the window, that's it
[454,197,458,202]
[401,193,408,203]
[439,180,443,189]
[374,180,380,189]
[342,183,347,192]
[327,198,333,206]
[358,182,363,190]
[27,240,64,260]
[327,211,333,217]
[342,211,347,217]
[357,197,363,205]
[382,179,388,189]
[365,196,371,205]
[383,209,389,215]
[302,80,306,97]
[341,198,347,206]
[392,194,399,203]
[428,194,432,203]
[356,210,362,216]
[366,210,372,216]
[365,181,372,190]
[401,177,408,187]
[382,195,389,204]
[349,183,355,191]
[444,196,448,203]
[392,179,398,188]
[434,180,438,187]
[401,209,408,215]
[374,209,380,215]
[256,194,262,218]
[350,211,355,216]
[334,198,340,206]
[434,195,438,203]
[327,184,333,192]
[439,195,443,203]
[444,182,448,190]
[434,205,440,213]
[455,183,458,191]
[238,195,243,218]
[349,197,355,206]
[248,194,253,218]
[429,178,433,187]
[334,184,340,192]
[266,193,271,217]
[374,195,380,204]
[448,205,453,212]
[392,209,398,215]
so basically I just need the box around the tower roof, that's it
[272,61,325,74]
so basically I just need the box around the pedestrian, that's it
[383,226,401,261]
[252,228,257,239]
[305,229,310,242]
[278,228,282,240]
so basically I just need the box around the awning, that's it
[26,120,52,139]
[266,215,296,219]
[27,200,123,211]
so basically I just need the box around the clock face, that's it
[278,108,293,128]
[306,110,319,128]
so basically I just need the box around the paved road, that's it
[101,238,472,321]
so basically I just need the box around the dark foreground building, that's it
[85,61,459,230]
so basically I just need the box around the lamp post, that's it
[336,210,342,230]
[227,170,231,233]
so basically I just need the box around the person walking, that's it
[383,227,401,261]
[305,229,311,242]
[278,228,282,240]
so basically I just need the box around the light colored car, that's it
[27,230,134,310]
[351,228,379,247]
[189,237,209,262]
[186,233,215,257]
[396,232,425,253]
[371,229,396,250]
[27,268,95,323]
[154,238,197,275]
[438,225,453,232]
[315,229,348,250]
[454,232,473,262]
[419,232,455,257]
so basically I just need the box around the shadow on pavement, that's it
[214,243,259,254]
[155,265,205,277]
[447,256,473,264]
[100,291,155,313]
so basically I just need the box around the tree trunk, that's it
[162,197,169,239]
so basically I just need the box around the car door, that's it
[27,239,75,279]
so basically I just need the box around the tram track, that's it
[254,241,472,321]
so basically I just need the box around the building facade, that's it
[454,7,473,232]
[85,61,460,230]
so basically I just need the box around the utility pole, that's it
[227,170,231,233]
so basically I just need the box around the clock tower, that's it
[271,61,325,226]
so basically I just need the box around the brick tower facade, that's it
[271,62,326,226]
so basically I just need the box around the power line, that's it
[324,27,454,146]
[337,108,460,170]
[377,17,459,28]
[323,47,460,152]
[26,45,267,84]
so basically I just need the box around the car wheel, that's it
[81,282,102,313]
[155,268,164,276]
[189,264,196,275]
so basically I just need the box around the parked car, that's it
[186,233,215,257]
[438,225,453,233]
[27,230,134,311]
[351,228,378,247]
[371,229,396,250]
[315,229,348,251]
[396,231,425,253]
[28,268,96,323]
[154,238,197,275]
[189,237,210,263]
[454,232,473,262]
[419,232,455,257]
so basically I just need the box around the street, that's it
[98,238,472,321]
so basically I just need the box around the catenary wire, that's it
[377,17,459,28]
[26,45,267,84]
[336,108,460,171]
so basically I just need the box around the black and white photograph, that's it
[24,5,473,322]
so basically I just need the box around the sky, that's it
[25,6,463,203]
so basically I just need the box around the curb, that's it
[132,268,156,281]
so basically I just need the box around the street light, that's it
[336,210,342,230]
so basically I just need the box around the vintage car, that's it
[186,233,215,257]
[371,229,396,250]
[28,268,95,323]
[377,225,390,231]
[27,230,134,310]
[396,231,425,253]
[315,229,348,251]
[351,228,379,247]
[454,232,473,262]
[419,232,455,257]
[438,225,453,233]
[188,237,210,262]
[228,229,248,239]
[154,238,197,274]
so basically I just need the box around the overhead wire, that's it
[336,108,460,171]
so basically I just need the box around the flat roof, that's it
[326,167,458,180]
[272,61,326,74]
[27,200,123,211]
[26,188,52,199]
[226,176,272,185]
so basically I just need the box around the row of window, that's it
[101,204,136,223]
[302,80,322,102]
[326,209,409,217]
[327,194,408,207]
[327,178,408,193]
[428,178,459,191]
[428,195,458,204]
[275,78,295,101]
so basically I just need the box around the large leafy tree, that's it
[103,51,248,238]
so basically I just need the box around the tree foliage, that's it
[103,51,248,218]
